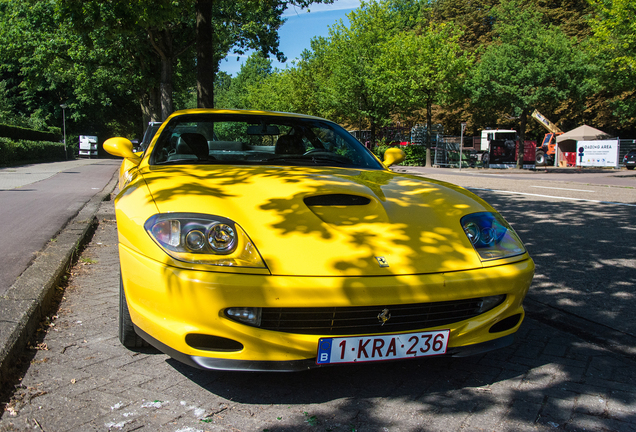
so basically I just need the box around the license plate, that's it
[316,330,449,365]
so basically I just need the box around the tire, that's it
[119,277,149,348]
[627,166,635,170]
[535,151,546,166]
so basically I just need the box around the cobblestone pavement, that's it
[1,201,636,432]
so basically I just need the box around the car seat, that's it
[180,133,210,160]
[275,135,305,155]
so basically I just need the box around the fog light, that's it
[476,295,506,314]
[226,307,262,326]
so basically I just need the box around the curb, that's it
[0,170,119,386]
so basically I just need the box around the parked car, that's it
[136,121,162,152]
[624,149,636,170]
[104,109,534,372]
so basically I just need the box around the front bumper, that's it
[120,244,534,370]
[136,325,516,371]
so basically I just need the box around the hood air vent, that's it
[304,194,371,207]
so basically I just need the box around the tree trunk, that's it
[196,0,215,108]
[517,108,528,169]
[149,87,161,122]
[140,87,161,130]
[140,95,151,129]
[155,30,174,121]
[425,99,432,167]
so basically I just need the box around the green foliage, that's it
[0,137,65,166]
[372,143,425,166]
[217,53,275,109]
[372,143,391,159]
[430,0,500,49]
[587,0,636,127]
[0,123,60,141]
[0,0,632,153]
[468,0,594,165]
[318,0,423,142]
[470,0,592,113]
[377,20,471,164]
[401,144,427,166]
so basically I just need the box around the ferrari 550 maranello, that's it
[104,109,534,372]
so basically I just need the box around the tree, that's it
[321,0,423,145]
[195,0,336,108]
[469,0,592,168]
[378,22,471,166]
[58,0,197,121]
[587,0,636,129]
[216,52,274,109]
[0,0,146,138]
[430,0,500,50]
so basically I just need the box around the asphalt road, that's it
[0,160,120,296]
[1,166,635,431]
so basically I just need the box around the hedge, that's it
[0,123,61,142]
[0,137,67,166]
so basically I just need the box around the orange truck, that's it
[531,109,563,166]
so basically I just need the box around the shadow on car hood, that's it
[141,165,491,276]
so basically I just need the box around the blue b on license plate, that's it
[316,330,449,365]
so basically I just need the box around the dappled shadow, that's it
[471,191,636,337]
[166,317,636,430]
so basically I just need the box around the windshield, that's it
[150,113,384,169]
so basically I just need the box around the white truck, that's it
[475,129,517,167]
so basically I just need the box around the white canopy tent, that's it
[555,125,612,166]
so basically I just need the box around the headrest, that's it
[275,135,305,155]
[180,133,209,159]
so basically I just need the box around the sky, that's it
[218,0,361,76]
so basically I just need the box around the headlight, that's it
[145,213,266,268]
[461,212,526,261]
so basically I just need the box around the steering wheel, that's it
[303,148,328,156]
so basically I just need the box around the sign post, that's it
[459,122,467,171]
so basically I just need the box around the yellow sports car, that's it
[104,109,534,371]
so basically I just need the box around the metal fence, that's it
[431,136,474,168]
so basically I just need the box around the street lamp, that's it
[60,104,67,160]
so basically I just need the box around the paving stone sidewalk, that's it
[0,160,105,190]
[1,201,636,432]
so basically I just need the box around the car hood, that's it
[140,165,492,276]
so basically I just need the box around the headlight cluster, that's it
[145,213,266,268]
[461,212,526,261]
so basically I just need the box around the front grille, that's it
[259,297,501,335]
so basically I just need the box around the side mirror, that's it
[383,147,406,167]
[104,137,141,164]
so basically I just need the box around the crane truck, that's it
[531,109,563,166]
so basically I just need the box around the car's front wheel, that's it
[535,151,546,166]
[119,277,149,348]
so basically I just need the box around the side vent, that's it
[304,194,371,206]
